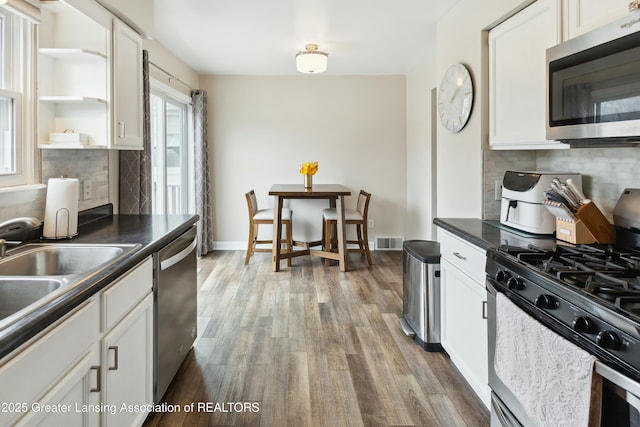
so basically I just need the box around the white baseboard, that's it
[213,241,247,250]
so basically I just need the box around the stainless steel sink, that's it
[0,243,140,328]
[0,277,65,321]
[0,243,137,276]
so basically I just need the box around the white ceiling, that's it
[152,0,461,76]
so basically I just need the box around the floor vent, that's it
[375,236,404,251]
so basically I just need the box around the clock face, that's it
[438,63,473,133]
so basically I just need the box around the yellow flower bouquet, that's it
[299,161,319,176]
[300,161,318,189]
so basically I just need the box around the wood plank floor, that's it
[144,250,489,427]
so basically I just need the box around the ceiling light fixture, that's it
[296,44,328,74]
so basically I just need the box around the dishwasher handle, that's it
[160,236,197,271]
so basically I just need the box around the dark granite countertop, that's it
[433,218,557,251]
[0,213,199,359]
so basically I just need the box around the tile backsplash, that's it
[0,150,109,223]
[536,147,640,221]
[484,146,640,222]
[0,185,47,223]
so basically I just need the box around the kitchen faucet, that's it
[0,217,43,257]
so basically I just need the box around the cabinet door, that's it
[102,293,153,427]
[38,2,110,149]
[0,300,99,426]
[563,0,631,40]
[441,259,490,408]
[112,19,144,149]
[488,0,564,150]
[18,346,101,427]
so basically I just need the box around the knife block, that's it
[555,202,615,244]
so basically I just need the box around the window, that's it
[0,8,36,188]
[0,91,19,175]
[150,85,194,215]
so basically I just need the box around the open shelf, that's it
[40,96,107,104]
[39,143,106,150]
[39,48,107,61]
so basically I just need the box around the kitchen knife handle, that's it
[566,178,587,202]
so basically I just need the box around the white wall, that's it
[143,39,200,98]
[435,0,533,218]
[96,0,154,37]
[406,43,438,240]
[201,75,407,248]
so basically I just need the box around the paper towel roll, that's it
[43,178,79,238]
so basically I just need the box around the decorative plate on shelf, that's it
[438,63,473,134]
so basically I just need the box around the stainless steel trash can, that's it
[399,240,442,352]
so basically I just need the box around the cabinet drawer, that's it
[102,257,152,332]
[438,229,486,284]
[0,299,99,426]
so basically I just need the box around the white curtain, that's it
[192,90,214,256]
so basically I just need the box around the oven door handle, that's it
[595,361,640,411]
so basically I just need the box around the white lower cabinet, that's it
[19,346,101,427]
[102,293,153,427]
[441,259,489,407]
[0,300,100,427]
[0,257,153,427]
[438,229,490,408]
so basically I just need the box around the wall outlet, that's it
[81,179,93,201]
[494,180,502,201]
[368,219,374,228]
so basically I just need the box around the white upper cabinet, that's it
[112,19,144,150]
[488,0,566,150]
[38,1,110,149]
[488,0,635,151]
[38,0,144,150]
[563,0,632,40]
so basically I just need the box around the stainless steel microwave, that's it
[546,10,640,146]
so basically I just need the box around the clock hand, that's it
[449,85,461,103]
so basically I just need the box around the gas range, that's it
[488,189,640,426]
[486,241,640,382]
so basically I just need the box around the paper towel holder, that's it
[49,208,78,239]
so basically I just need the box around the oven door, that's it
[487,278,535,427]
[487,278,640,427]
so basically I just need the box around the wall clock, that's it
[438,63,473,133]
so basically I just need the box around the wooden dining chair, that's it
[245,190,293,266]
[321,189,372,266]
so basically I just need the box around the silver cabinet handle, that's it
[108,346,119,371]
[90,365,101,392]
[118,121,126,138]
[482,301,488,319]
[453,252,467,260]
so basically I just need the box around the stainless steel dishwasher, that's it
[154,225,198,402]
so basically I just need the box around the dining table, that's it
[269,184,351,272]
